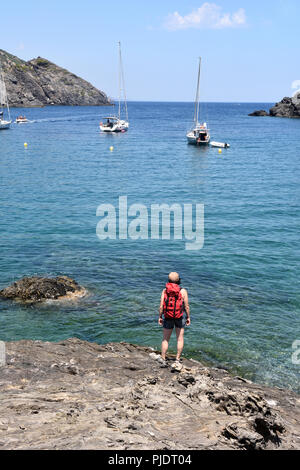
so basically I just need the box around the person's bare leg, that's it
[175,327,184,360]
[161,328,173,360]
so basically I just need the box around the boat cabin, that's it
[194,130,208,140]
[193,124,210,142]
[100,116,119,128]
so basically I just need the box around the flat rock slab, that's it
[0,338,299,450]
[0,276,85,303]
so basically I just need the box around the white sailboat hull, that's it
[186,131,210,145]
[0,120,11,130]
[100,119,129,133]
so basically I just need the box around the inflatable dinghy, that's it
[210,141,230,148]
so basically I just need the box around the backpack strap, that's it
[173,297,177,318]
[163,289,169,314]
[180,288,185,312]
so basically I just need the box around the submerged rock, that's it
[0,276,85,302]
[0,338,299,450]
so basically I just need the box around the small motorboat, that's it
[15,116,29,124]
[210,141,230,148]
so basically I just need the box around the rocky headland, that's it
[0,49,111,107]
[249,93,300,118]
[0,338,299,450]
[0,276,86,303]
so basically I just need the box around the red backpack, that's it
[163,283,184,319]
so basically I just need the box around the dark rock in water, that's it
[0,338,299,449]
[0,276,85,302]
[249,93,300,118]
[269,96,300,118]
[248,110,269,116]
[0,49,111,107]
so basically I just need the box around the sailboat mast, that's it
[118,41,128,122]
[122,56,128,123]
[194,57,201,125]
[0,60,3,114]
[0,59,11,121]
[118,42,121,120]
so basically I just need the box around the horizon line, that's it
[108,100,276,104]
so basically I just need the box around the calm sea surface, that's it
[0,102,299,392]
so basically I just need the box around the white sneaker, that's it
[157,357,167,367]
[171,361,183,372]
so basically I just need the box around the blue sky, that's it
[1,0,299,102]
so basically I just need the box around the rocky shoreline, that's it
[0,338,299,450]
[249,93,300,118]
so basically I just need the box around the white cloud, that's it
[164,3,246,31]
[291,80,300,90]
[292,80,300,100]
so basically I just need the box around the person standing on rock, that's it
[158,272,190,364]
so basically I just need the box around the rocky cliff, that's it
[249,93,300,118]
[269,94,300,118]
[0,338,299,450]
[0,49,110,107]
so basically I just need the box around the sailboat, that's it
[186,57,210,145]
[0,59,12,130]
[100,42,129,133]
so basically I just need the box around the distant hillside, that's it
[0,49,111,107]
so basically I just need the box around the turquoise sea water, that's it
[0,102,299,392]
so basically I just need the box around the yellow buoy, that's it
[218,149,222,154]
[109,146,114,151]
[24,142,28,148]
